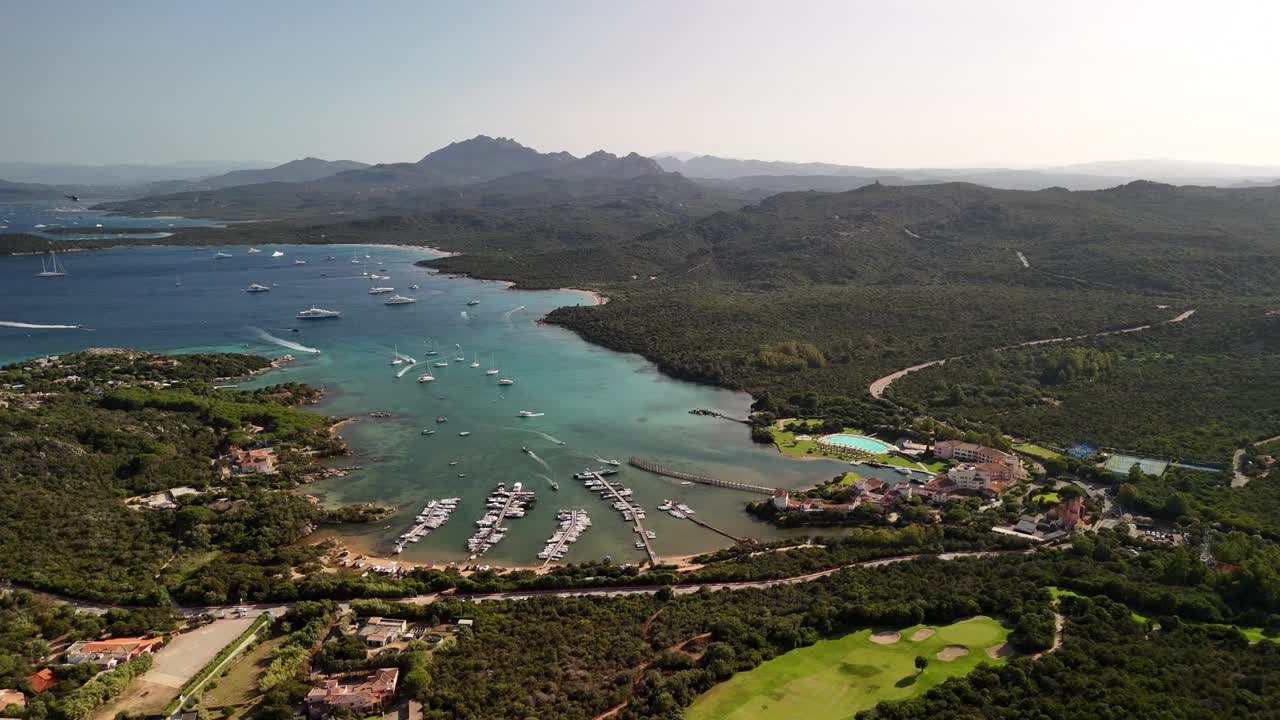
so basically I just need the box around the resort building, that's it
[357,617,408,647]
[230,447,277,475]
[305,668,399,718]
[946,463,1016,494]
[65,637,163,669]
[933,441,1026,480]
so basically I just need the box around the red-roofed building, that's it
[65,637,163,669]
[27,669,57,693]
[229,447,277,475]
[934,441,1026,481]
[1056,496,1086,530]
[305,668,399,718]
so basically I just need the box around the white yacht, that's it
[470,353,480,368]
[271,250,285,258]
[416,373,435,383]
[384,294,416,305]
[409,284,420,289]
[213,252,233,259]
[245,283,271,293]
[467,299,480,306]
[368,286,394,294]
[498,378,514,386]
[485,353,500,375]
[297,306,341,319]
[433,360,448,367]
[247,247,262,254]
[294,259,307,265]
[517,410,544,418]
[35,251,68,277]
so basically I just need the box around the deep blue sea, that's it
[0,237,916,566]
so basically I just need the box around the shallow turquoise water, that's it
[0,241,915,565]
[820,434,895,454]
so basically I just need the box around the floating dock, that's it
[628,458,776,495]
[584,471,660,566]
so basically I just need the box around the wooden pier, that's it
[627,458,776,495]
[589,472,660,567]
[685,515,748,544]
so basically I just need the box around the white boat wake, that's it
[251,327,320,354]
[0,321,82,330]
[525,450,553,474]
[460,311,470,321]
[502,305,526,321]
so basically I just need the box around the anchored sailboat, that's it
[35,251,68,277]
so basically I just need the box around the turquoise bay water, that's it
[820,434,895,454]
[0,242,914,565]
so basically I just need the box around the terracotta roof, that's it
[27,669,57,693]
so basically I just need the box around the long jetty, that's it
[628,458,776,495]
[589,472,660,567]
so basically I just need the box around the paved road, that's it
[869,308,1197,399]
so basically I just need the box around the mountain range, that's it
[94,136,698,219]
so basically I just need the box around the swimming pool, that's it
[818,434,894,454]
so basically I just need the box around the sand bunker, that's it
[985,642,1016,659]
[869,631,901,645]
[909,628,936,642]
[936,645,970,661]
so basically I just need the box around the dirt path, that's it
[1232,434,1280,488]
[869,308,1197,399]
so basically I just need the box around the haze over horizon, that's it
[4,0,1279,168]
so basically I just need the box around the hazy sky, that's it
[3,0,1279,167]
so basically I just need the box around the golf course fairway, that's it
[685,616,1011,720]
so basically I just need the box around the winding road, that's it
[869,308,1197,400]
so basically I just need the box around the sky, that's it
[3,0,1279,167]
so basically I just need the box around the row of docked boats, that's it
[537,510,592,561]
[656,499,696,519]
[465,482,536,558]
[393,498,460,554]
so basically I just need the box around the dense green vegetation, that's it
[0,350,341,604]
[889,304,1280,463]
[859,595,1279,720]
[336,532,1280,720]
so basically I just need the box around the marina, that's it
[465,482,535,558]
[576,470,659,566]
[537,509,592,564]
[393,498,460,554]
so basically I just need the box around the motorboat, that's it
[294,259,307,265]
[416,373,435,382]
[245,283,270,293]
[384,294,416,305]
[213,252,232,259]
[498,378,514,386]
[409,284,420,289]
[369,286,394,294]
[421,429,436,435]
[433,360,448,367]
[517,410,544,418]
[297,306,341,319]
[458,431,471,437]
[271,250,285,257]
[467,299,480,306]
[247,248,262,254]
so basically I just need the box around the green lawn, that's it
[685,617,1010,720]
[1030,492,1062,506]
[1014,443,1063,460]
[201,634,284,708]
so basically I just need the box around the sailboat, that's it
[485,354,500,375]
[351,251,361,264]
[391,345,404,366]
[470,353,480,368]
[423,339,439,356]
[34,250,68,277]
[175,275,182,286]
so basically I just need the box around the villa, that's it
[357,617,408,647]
[26,669,56,694]
[305,668,399,718]
[230,447,277,475]
[946,463,1014,494]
